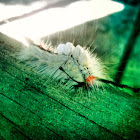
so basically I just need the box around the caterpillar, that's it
[16,38,107,92]
[15,36,140,95]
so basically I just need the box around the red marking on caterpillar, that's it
[86,76,96,85]
[46,48,50,51]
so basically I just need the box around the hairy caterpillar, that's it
[16,38,107,92]
[15,28,140,94]
[15,38,140,96]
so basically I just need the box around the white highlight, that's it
[64,42,75,55]
[0,1,47,22]
[72,45,83,60]
[78,50,90,66]
[57,44,65,55]
[0,0,124,44]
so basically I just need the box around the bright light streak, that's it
[0,1,47,21]
[0,0,124,44]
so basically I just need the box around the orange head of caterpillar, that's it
[86,75,96,85]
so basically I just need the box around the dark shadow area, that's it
[113,0,140,5]
[115,7,140,84]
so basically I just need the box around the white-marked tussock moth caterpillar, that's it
[16,38,107,91]
[16,38,140,94]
